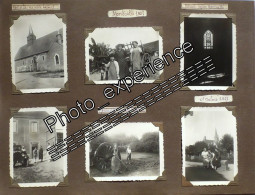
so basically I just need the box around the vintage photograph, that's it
[9,107,68,187]
[10,14,68,93]
[85,27,163,84]
[85,122,164,181]
[182,107,238,186]
[180,13,236,90]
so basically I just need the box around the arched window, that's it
[54,54,60,65]
[203,30,213,49]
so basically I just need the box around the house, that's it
[13,111,63,158]
[14,25,64,73]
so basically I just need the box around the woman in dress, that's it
[115,44,130,79]
[104,55,120,80]
[130,41,143,72]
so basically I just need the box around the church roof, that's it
[13,111,49,119]
[204,139,214,145]
[15,28,63,61]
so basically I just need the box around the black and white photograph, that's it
[85,122,164,181]
[180,13,237,90]
[85,27,163,84]
[9,107,68,187]
[10,14,68,93]
[182,107,237,186]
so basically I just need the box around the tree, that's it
[220,134,233,153]
[194,141,208,155]
[186,145,195,156]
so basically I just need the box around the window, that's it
[23,61,25,65]
[57,133,63,143]
[30,121,38,133]
[203,30,213,49]
[31,59,34,63]
[13,121,17,133]
[54,54,60,65]
[42,56,45,61]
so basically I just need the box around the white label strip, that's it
[12,4,60,11]
[194,95,233,103]
[181,3,228,10]
[108,9,147,18]
[98,107,146,114]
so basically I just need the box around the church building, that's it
[203,129,220,147]
[14,25,64,73]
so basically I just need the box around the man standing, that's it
[126,145,132,165]
[130,41,143,72]
[39,146,44,162]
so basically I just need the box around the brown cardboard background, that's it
[0,0,254,194]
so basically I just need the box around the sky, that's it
[11,15,63,56]
[88,27,160,48]
[183,108,236,146]
[103,122,159,140]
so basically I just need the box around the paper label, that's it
[181,3,228,10]
[12,4,60,11]
[194,95,233,103]
[108,9,147,18]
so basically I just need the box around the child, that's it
[104,55,120,80]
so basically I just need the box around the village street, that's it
[185,161,234,181]
[13,158,65,183]
[15,72,64,89]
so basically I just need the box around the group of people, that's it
[111,144,132,175]
[201,148,221,170]
[30,143,52,163]
[103,41,143,80]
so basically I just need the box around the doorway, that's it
[30,142,39,158]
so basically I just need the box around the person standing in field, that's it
[126,145,132,165]
[111,143,121,175]
[130,41,143,72]
[103,55,120,80]
[115,44,130,79]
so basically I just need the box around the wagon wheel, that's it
[142,53,151,66]
[94,142,114,172]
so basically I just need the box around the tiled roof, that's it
[15,28,63,61]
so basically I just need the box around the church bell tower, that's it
[27,25,36,45]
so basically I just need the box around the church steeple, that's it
[214,129,219,144]
[27,25,36,45]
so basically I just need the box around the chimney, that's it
[27,25,36,45]
[56,29,63,44]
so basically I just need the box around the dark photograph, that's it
[181,14,236,89]
[10,14,68,93]
[85,27,163,84]
[85,122,164,181]
[10,108,67,187]
[182,107,237,186]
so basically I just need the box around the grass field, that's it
[90,152,160,177]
